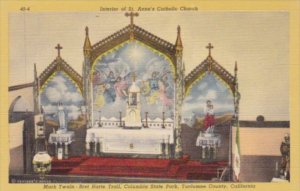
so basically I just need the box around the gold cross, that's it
[206,43,214,56]
[125,12,139,26]
[55,44,63,57]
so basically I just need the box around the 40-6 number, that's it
[20,7,30,11]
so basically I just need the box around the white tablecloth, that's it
[86,127,174,154]
[196,133,221,147]
[49,131,75,144]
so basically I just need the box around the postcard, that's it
[0,0,299,191]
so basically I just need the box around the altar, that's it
[48,103,75,159]
[86,127,173,155]
[196,132,221,160]
[86,76,175,156]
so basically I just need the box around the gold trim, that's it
[90,24,177,68]
[40,71,82,96]
[39,58,83,94]
[185,56,235,94]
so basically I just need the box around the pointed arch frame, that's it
[185,56,236,95]
[38,58,83,94]
[89,24,177,69]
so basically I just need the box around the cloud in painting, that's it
[93,41,175,120]
[45,87,62,102]
[41,72,84,121]
[182,73,234,120]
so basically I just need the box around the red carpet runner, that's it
[50,156,227,180]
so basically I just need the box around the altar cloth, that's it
[49,131,75,144]
[196,133,221,147]
[86,127,174,155]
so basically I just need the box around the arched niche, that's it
[183,56,236,128]
[91,40,176,120]
[39,70,84,123]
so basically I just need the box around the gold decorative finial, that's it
[85,26,89,36]
[206,43,213,56]
[84,26,92,56]
[34,63,37,77]
[55,43,63,58]
[175,25,183,53]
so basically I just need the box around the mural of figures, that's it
[40,71,84,126]
[92,40,175,120]
[182,73,234,128]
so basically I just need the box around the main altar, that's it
[86,77,174,156]
[82,12,185,158]
[31,12,240,181]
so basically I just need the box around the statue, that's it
[279,133,290,180]
[57,102,67,133]
[204,100,215,134]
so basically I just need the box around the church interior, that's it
[8,12,290,182]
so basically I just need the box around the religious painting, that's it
[40,71,84,128]
[4,5,294,188]
[92,40,175,121]
[182,73,234,129]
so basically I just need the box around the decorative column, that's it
[33,63,40,114]
[83,26,92,129]
[174,25,184,158]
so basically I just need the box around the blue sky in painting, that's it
[40,71,84,121]
[182,73,234,119]
[92,40,175,120]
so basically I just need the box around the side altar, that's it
[48,103,75,159]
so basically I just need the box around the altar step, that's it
[50,157,88,174]
[69,157,173,177]
[50,156,228,180]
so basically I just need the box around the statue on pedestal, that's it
[57,102,67,133]
[204,100,215,134]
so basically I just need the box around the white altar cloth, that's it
[49,131,75,144]
[196,133,221,147]
[86,127,174,155]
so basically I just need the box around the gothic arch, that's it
[185,55,236,95]
[38,57,83,94]
[89,24,177,68]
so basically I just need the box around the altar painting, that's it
[92,40,175,121]
[40,71,84,126]
[182,73,234,129]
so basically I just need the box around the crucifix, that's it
[125,12,139,27]
[55,43,63,57]
[206,43,214,56]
